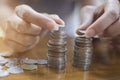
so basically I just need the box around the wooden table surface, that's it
[0,36,120,80]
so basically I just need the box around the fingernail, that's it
[52,24,61,30]
[52,25,59,30]
[60,21,65,26]
[57,24,65,27]
[85,29,95,37]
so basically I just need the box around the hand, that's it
[77,0,120,37]
[4,5,64,52]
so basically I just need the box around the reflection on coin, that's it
[21,63,37,70]
[37,60,47,65]
[7,58,18,64]
[5,62,19,68]
[21,58,37,64]
[0,56,8,65]
[7,66,24,74]
[0,70,9,77]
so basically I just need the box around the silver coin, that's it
[0,70,9,77]
[5,62,19,68]
[21,58,37,64]
[37,59,47,65]
[21,63,37,71]
[0,56,8,65]
[7,66,24,74]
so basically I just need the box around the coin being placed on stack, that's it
[73,30,93,71]
[47,29,67,70]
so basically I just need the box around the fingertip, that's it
[46,22,59,30]
[53,18,65,27]
[76,29,81,35]
[49,14,65,26]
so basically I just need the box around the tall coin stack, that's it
[47,30,67,70]
[73,36,93,70]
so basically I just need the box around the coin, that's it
[7,66,24,74]
[5,62,19,68]
[21,58,37,64]
[37,59,47,65]
[21,63,37,71]
[0,70,9,77]
[0,56,8,65]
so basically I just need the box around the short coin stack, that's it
[47,30,67,70]
[73,36,93,70]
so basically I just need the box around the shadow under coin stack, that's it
[73,36,93,70]
[47,30,67,70]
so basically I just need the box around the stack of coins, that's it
[47,30,67,70]
[73,36,93,70]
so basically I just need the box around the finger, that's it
[103,18,120,37]
[7,14,41,36]
[4,25,40,47]
[86,0,120,37]
[15,5,60,30]
[76,6,96,34]
[50,14,64,25]
[43,13,65,26]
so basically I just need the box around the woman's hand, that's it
[4,5,64,52]
[77,0,120,37]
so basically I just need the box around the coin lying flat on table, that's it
[0,70,9,77]
[7,66,24,74]
[21,63,37,70]
[0,56,8,65]
[37,59,47,65]
[21,58,38,64]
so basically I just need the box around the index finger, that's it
[15,5,63,30]
[85,0,120,37]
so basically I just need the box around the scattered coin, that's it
[7,66,24,74]
[0,56,8,65]
[0,70,9,77]
[21,63,37,71]
[37,59,47,65]
[7,58,18,64]
[21,58,37,64]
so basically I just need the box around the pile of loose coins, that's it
[47,30,67,70]
[73,31,93,70]
[0,52,23,77]
[0,52,47,78]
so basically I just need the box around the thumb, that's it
[77,6,95,34]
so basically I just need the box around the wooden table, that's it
[0,36,120,80]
